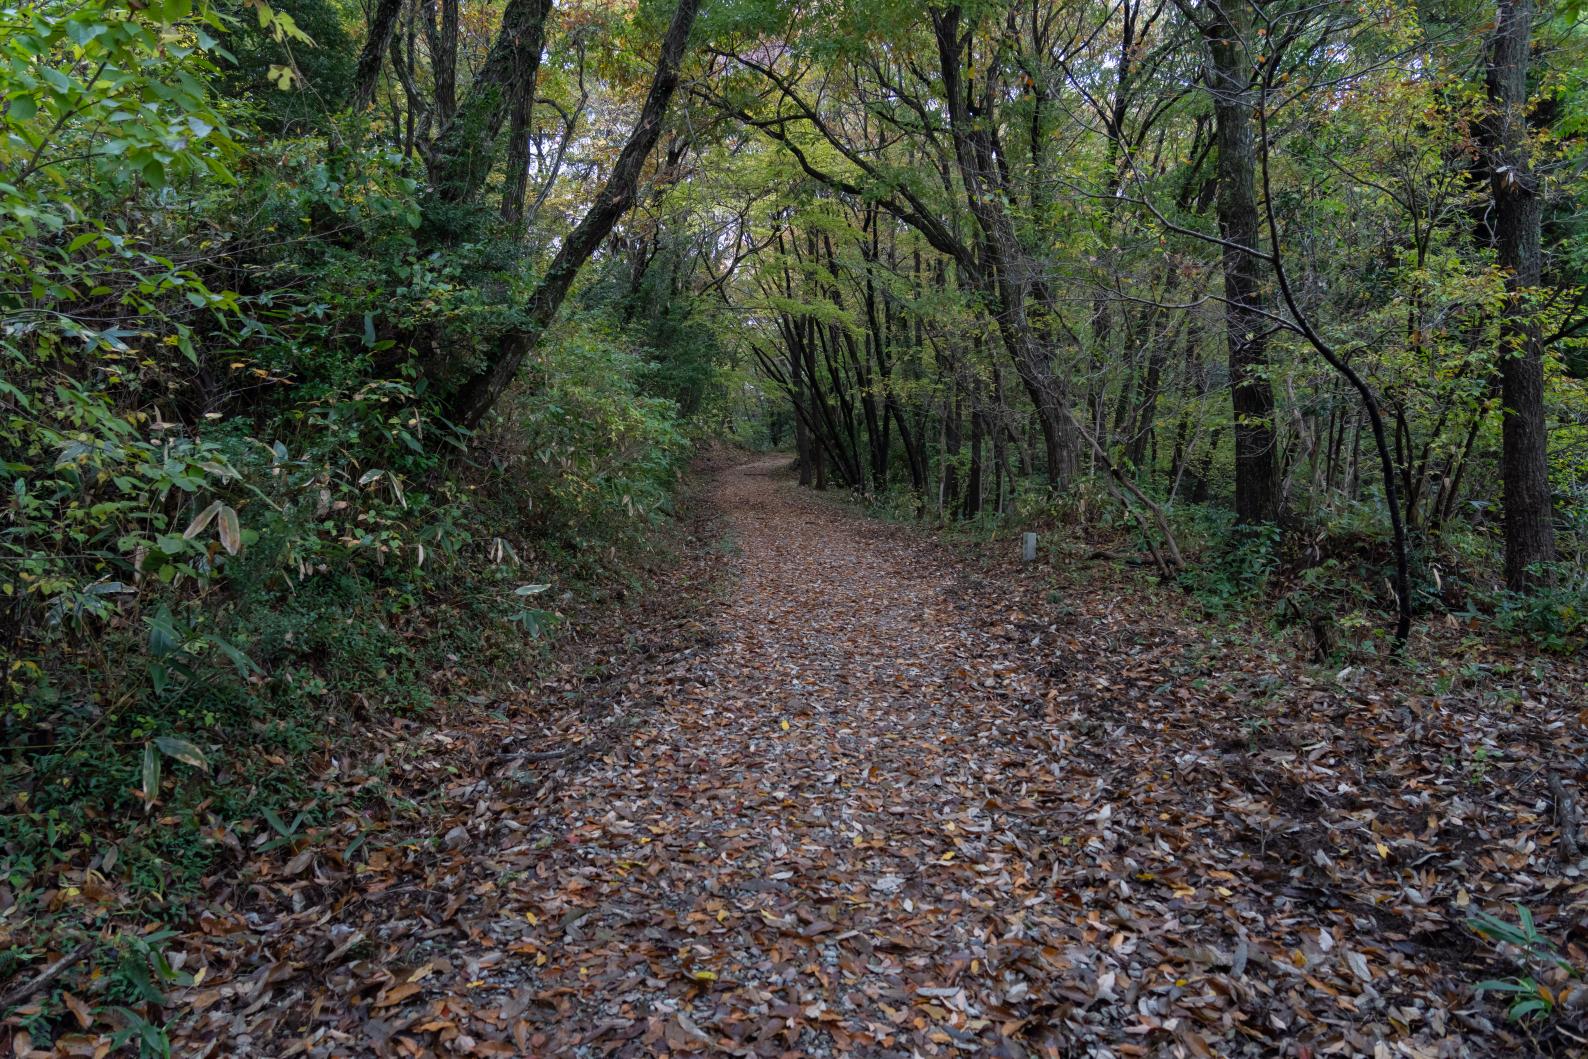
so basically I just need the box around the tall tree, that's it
[449,0,705,426]
[353,0,406,110]
[1180,0,1280,524]
[931,4,1081,487]
[1483,0,1557,587]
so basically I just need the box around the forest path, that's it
[441,457,1076,1055]
[210,457,1518,1057]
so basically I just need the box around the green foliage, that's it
[219,0,356,132]
[1469,905,1579,1022]
[1477,563,1588,653]
[488,311,689,560]
[1174,512,1281,614]
[0,0,707,931]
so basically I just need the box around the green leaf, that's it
[147,604,180,658]
[1508,997,1550,1020]
[261,806,294,838]
[184,500,222,539]
[40,67,72,94]
[141,742,161,812]
[1476,979,1533,994]
[207,633,259,676]
[216,503,241,555]
[153,735,209,771]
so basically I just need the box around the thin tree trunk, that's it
[965,379,985,518]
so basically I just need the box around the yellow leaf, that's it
[1375,842,1389,859]
[780,719,790,731]
[689,969,718,982]
[525,911,538,925]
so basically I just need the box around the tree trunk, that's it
[932,6,1079,489]
[790,331,815,486]
[423,0,458,126]
[1205,0,1279,524]
[992,365,1009,512]
[427,0,553,209]
[500,88,534,225]
[447,0,701,427]
[965,383,984,519]
[1484,0,1557,588]
[353,0,407,111]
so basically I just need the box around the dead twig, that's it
[1549,773,1581,860]
[0,941,88,1012]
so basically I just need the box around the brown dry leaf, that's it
[42,456,1575,1059]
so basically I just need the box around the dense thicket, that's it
[0,0,722,919]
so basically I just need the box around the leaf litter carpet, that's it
[179,459,1587,1057]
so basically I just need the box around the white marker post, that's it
[1022,532,1038,563]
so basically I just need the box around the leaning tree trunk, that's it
[1484,0,1557,588]
[448,0,703,428]
[353,0,407,110]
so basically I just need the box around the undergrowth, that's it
[1,72,701,1048]
[857,472,1586,660]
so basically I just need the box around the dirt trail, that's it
[186,458,1571,1057]
[441,457,1072,1054]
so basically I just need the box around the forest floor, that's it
[156,455,1587,1058]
